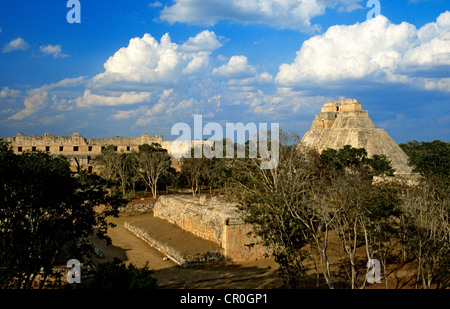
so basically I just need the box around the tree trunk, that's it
[152,182,157,198]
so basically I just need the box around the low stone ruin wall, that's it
[153,195,268,261]
[118,203,154,213]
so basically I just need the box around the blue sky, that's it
[0,0,449,143]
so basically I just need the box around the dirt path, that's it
[91,213,173,270]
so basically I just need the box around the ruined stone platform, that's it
[124,217,224,267]
[153,195,268,261]
[124,195,268,264]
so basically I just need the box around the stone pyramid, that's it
[300,99,412,175]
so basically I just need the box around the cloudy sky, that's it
[0,0,449,143]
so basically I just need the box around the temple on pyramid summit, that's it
[300,99,412,175]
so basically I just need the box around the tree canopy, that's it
[320,145,395,176]
[229,140,448,289]
[0,140,125,289]
[400,140,450,177]
[85,258,158,289]
[93,143,174,198]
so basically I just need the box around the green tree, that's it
[400,140,450,177]
[324,167,375,289]
[321,145,368,171]
[135,143,173,198]
[94,145,119,182]
[232,140,405,289]
[398,140,449,288]
[366,154,395,176]
[321,145,395,176]
[209,158,233,194]
[230,132,320,288]
[400,175,450,289]
[312,150,401,289]
[0,141,124,289]
[361,182,402,288]
[86,258,158,289]
[93,145,134,195]
[180,146,212,197]
[125,150,142,196]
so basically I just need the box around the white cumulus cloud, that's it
[73,90,152,107]
[180,30,223,52]
[0,87,21,99]
[2,37,29,53]
[135,89,176,126]
[213,55,273,86]
[8,90,48,121]
[159,0,364,32]
[40,44,69,58]
[276,11,450,89]
[6,77,87,120]
[213,55,257,79]
[403,11,450,70]
[93,31,223,87]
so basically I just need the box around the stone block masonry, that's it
[223,219,269,261]
[0,132,201,172]
[4,132,164,154]
[153,195,268,261]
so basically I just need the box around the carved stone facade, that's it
[1,132,186,171]
[4,132,163,153]
[300,99,412,175]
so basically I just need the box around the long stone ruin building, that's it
[300,98,412,175]
[1,132,192,171]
